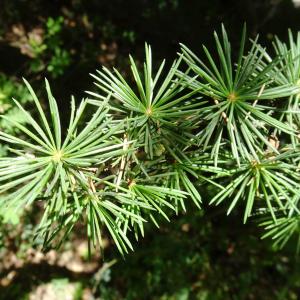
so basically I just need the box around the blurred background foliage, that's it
[1,0,300,299]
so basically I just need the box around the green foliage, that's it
[0,74,32,130]
[257,29,300,146]
[1,25,300,256]
[179,25,299,164]
[89,44,202,160]
[0,74,33,155]
[29,16,72,77]
[0,77,186,255]
[210,150,300,223]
